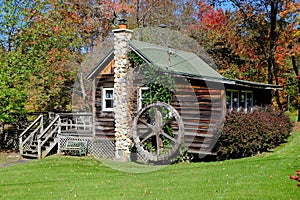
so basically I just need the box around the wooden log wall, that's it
[94,74,115,141]
[172,78,225,155]
[93,74,226,155]
[94,74,139,142]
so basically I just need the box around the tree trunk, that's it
[267,1,278,85]
[273,56,283,110]
[268,1,283,110]
[291,55,300,122]
[0,122,3,148]
[0,122,3,136]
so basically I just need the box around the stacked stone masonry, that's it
[113,29,134,160]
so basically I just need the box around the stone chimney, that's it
[113,19,133,161]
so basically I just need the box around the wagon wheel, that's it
[133,102,184,162]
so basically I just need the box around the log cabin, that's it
[85,24,282,162]
[19,20,282,160]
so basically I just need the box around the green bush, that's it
[216,107,293,160]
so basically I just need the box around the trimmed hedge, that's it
[216,107,293,160]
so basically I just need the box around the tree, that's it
[0,0,41,131]
[0,0,116,127]
[278,1,300,119]
[225,0,300,110]
[189,0,299,110]
[114,0,198,30]
[1,0,117,110]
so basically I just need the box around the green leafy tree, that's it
[0,0,116,134]
[0,0,39,131]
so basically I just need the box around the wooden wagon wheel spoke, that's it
[133,102,184,162]
[137,119,155,131]
[154,107,163,128]
[160,130,176,143]
[155,133,161,156]
[138,129,152,140]
[161,117,174,129]
[140,131,156,144]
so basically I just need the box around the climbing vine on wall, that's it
[130,51,189,162]
[129,51,176,105]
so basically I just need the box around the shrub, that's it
[216,106,293,160]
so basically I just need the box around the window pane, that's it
[226,91,231,109]
[105,100,113,108]
[106,90,113,98]
[246,93,253,108]
[139,88,149,110]
[240,94,245,108]
[232,92,239,109]
[141,89,147,98]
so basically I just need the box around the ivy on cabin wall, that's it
[129,51,190,162]
[129,51,175,105]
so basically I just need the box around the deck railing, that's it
[19,112,92,159]
[19,114,44,155]
[37,115,61,159]
[59,112,92,134]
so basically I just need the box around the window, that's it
[241,91,253,112]
[138,87,149,110]
[102,88,114,111]
[226,89,253,112]
[226,90,239,111]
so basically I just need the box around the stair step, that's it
[25,149,38,154]
[21,153,38,159]
[30,145,37,149]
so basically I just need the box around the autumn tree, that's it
[113,0,198,30]
[187,2,237,75]
[227,0,298,109]
[278,1,300,119]
[188,0,299,111]
[0,0,116,129]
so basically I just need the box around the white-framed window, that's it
[138,87,149,110]
[226,90,239,111]
[241,90,253,112]
[102,88,114,111]
[226,89,254,112]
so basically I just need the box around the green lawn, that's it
[1,131,300,199]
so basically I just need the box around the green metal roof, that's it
[129,40,222,79]
[87,39,282,90]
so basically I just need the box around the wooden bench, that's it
[62,140,87,156]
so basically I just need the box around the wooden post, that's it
[38,115,44,159]
[92,78,96,137]
[40,115,43,134]
[19,137,23,155]
[38,138,42,159]
[57,115,61,154]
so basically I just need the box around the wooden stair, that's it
[19,114,61,159]
[21,137,58,159]
[19,112,92,159]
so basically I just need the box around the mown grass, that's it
[1,131,300,199]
